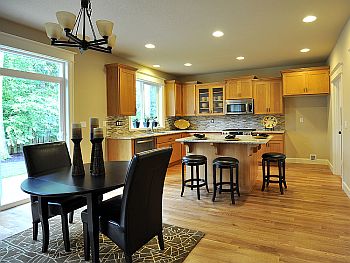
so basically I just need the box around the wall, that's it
[328,17,350,196]
[0,18,175,162]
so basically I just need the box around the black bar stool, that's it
[261,152,287,194]
[212,157,240,204]
[181,155,209,200]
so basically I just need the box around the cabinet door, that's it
[283,72,306,95]
[171,141,182,163]
[119,67,136,115]
[268,140,284,153]
[253,81,269,114]
[269,80,283,114]
[212,87,224,114]
[307,70,329,94]
[182,83,196,115]
[225,79,252,99]
[175,83,182,116]
[197,87,211,115]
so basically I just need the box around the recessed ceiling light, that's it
[236,56,245,60]
[145,43,155,49]
[300,48,310,53]
[153,64,160,68]
[303,15,317,23]
[184,63,192,67]
[212,31,224,38]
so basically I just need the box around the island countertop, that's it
[176,134,272,145]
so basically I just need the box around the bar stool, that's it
[181,155,209,200]
[261,152,287,194]
[212,157,240,204]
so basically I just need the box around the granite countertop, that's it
[107,129,285,140]
[176,135,272,145]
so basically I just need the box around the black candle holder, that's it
[90,139,95,172]
[71,138,85,176]
[91,137,105,176]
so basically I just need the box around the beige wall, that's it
[0,18,175,161]
[329,17,350,192]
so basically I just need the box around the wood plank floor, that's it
[1,163,350,262]
[163,163,350,263]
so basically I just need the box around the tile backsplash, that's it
[106,115,285,137]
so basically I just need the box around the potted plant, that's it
[151,117,158,128]
[143,117,150,128]
[132,118,140,128]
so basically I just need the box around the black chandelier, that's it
[44,0,116,53]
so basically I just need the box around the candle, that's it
[90,117,99,139]
[93,127,104,138]
[72,123,82,139]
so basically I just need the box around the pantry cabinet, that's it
[253,78,283,114]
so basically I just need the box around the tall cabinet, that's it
[182,81,200,116]
[196,83,225,115]
[106,63,138,116]
[165,80,182,116]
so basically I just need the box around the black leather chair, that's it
[81,147,173,262]
[23,141,87,252]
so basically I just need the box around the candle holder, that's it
[91,137,105,176]
[71,138,85,176]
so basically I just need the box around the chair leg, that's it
[266,160,271,187]
[236,164,240,197]
[83,221,90,261]
[219,168,223,194]
[205,161,209,193]
[158,232,164,250]
[124,253,133,263]
[196,165,200,200]
[261,159,266,191]
[283,160,287,189]
[69,211,74,223]
[61,213,71,252]
[190,165,194,190]
[278,161,284,195]
[33,222,38,240]
[181,163,185,197]
[230,167,235,204]
[212,164,217,202]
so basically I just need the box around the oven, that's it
[225,99,254,114]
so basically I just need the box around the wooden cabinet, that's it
[107,139,134,161]
[253,78,283,114]
[282,67,330,96]
[196,83,225,115]
[106,63,138,116]
[156,133,182,165]
[165,80,182,116]
[182,81,200,116]
[257,134,285,161]
[225,76,255,99]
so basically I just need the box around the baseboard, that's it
[286,158,329,165]
[328,160,334,173]
[342,181,350,199]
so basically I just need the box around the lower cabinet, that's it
[156,134,182,166]
[107,139,134,161]
[257,134,285,162]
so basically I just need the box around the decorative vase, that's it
[71,138,85,176]
[143,121,150,128]
[91,137,105,176]
[133,121,140,128]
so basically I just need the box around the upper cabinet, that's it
[281,66,330,96]
[182,81,200,116]
[196,83,225,115]
[106,63,138,116]
[225,76,255,99]
[253,78,283,114]
[165,80,182,116]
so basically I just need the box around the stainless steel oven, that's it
[134,137,155,153]
[225,99,254,114]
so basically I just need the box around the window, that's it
[131,77,164,129]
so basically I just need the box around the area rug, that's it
[0,212,204,262]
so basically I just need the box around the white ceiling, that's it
[0,0,350,76]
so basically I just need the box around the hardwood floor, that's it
[1,163,350,262]
[163,163,350,263]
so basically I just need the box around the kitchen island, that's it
[176,135,272,193]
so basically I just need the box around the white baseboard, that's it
[286,158,329,165]
[342,181,350,199]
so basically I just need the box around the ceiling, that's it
[1,0,350,76]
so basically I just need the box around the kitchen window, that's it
[130,74,164,129]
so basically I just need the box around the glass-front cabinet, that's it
[196,83,225,115]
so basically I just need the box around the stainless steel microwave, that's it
[225,99,254,114]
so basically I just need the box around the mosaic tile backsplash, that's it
[106,114,285,137]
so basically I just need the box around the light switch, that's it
[299,117,304,123]
[80,121,87,128]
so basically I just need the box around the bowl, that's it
[194,133,205,139]
[225,134,236,140]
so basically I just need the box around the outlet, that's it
[310,154,317,161]
[80,121,86,128]
[211,119,214,123]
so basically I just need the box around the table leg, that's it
[38,197,49,252]
[87,193,100,263]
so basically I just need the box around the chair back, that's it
[120,147,172,252]
[23,141,71,177]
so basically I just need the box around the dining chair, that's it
[23,141,87,252]
[81,147,173,262]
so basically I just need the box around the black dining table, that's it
[21,161,130,263]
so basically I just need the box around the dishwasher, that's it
[134,137,156,153]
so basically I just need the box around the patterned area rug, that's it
[0,212,204,262]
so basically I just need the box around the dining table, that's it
[20,161,130,263]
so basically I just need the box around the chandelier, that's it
[44,0,116,53]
